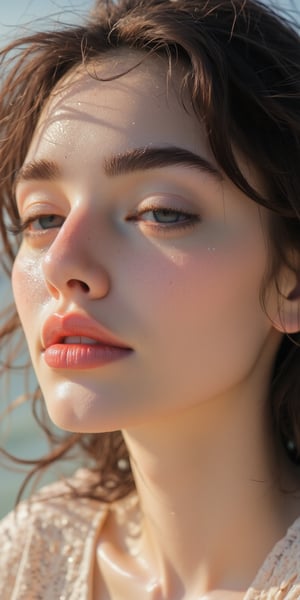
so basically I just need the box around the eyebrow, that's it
[16,159,61,184]
[16,146,222,184]
[104,146,222,181]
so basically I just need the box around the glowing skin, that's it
[12,52,299,598]
[12,53,282,433]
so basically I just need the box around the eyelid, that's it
[135,193,197,211]
[9,213,64,236]
[12,181,66,227]
[15,182,67,216]
[125,196,200,236]
[126,194,199,219]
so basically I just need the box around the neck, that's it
[122,387,293,596]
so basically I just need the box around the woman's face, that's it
[12,52,282,433]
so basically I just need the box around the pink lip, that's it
[41,313,133,370]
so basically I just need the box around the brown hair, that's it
[1,0,300,503]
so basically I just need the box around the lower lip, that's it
[43,343,132,369]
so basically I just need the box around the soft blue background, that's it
[0,0,93,40]
[0,0,298,42]
[0,0,299,519]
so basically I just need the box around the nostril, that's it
[67,279,90,293]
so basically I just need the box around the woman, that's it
[0,0,300,597]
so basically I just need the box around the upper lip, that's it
[41,312,132,350]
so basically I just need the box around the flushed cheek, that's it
[128,239,257,326]
[129,239,270,381]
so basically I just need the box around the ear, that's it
[269,271,300,334]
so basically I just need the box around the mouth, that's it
[60,336,104,345]
[41,313,133,369]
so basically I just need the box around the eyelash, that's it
[127,205,200,231]
[9,205,199,237]
[8,215,65,236]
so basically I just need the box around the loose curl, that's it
[1,0,300,503]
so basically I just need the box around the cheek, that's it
[123,239,265,326]
[12,251,47,333]
[124,239,271,376]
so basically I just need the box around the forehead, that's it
[49,49,189,115]
[26,50,212,164]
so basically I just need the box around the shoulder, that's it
[0,469,108,600]
[247,516,300,599]
[0,468,107,532]
[273,516,300,597]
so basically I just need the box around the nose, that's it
[42,210,111,301]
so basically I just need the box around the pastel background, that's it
[0,0,298,518]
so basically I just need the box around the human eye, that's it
[10,214,65,236]
[139,208,193,224]
[126,197,200,234]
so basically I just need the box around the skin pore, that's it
[12,51,300,598]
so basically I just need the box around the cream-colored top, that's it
[0,470,299,599]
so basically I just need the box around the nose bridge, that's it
[45,207,90,267]
[42,206,110,298]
